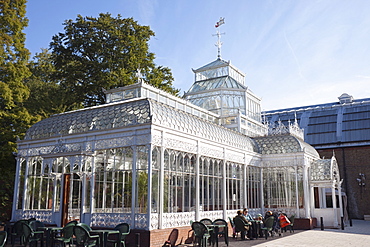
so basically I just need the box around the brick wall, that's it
[124,222,233,247]
[317,145,370,219]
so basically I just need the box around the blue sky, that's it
[25,0,370,110]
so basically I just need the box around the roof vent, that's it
[338,93,353,104]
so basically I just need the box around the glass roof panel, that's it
[23,98,258,153]
[253,135,319,157]
[186,76,246,94]
[310,159,332,181]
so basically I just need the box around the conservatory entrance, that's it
[61,173,82,226]
[40,154,90,227]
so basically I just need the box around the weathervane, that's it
[213,17,225,58]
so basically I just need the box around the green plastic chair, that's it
[29,221,45,231]
[199,218,212,226]
[54,223,76,247]
[228,217,238,238]
[212,219,229,246]
[0,231,7,247]
[76,223,92,232]
[261,216,275,240]
[11,220,27,247]
[233,217,249,240]
[22,222,44,247]
[107,223,130,247]
[73,225,99,247]
[191,222,210,247]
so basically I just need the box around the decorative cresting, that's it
[310,157,340,182]
[24,99,152,140]
[149,99,258,152]
[267,119,304,140]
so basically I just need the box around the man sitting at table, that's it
[233,210,253,240]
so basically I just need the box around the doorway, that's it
[61,173,82,226]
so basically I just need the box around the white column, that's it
[260,167,265,213]
[332,185,338,227]
[243,154,247,208]
[222,148,227,218]
[294,166,300,218]
[195,140,200,221]
[90,155,96,215]
[237,109,242,132]
[11,156,22,221]
[303,161,311,218]
[131,146,137,228]
[159,133,165,228]
[147,144,153,229]
[23,157,31,212]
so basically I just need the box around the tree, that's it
[0,0,38,221]
[25,49,82,117]
[50,13,179,107]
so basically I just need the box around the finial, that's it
[213,17,225,58]
[136,67,143,83]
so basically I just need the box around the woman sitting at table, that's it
[242,208,256,239]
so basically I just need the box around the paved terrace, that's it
[180,220,370,247]
[4,220,370,246]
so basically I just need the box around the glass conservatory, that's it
[12,58,343,246]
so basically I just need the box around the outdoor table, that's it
[37,226,63,247]
[206,224,228,247]
[90,229,120,247]
[254,220,263,238]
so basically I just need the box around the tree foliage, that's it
[0,0,38,221]
[50,13,179,107]
[25,49,82,117]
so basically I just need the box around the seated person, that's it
[242,208,256,239]
[264,210,273,220]
[233,210,252,240]
[255,213,263,222]
[278,212,291,229]
[254,214,264,238]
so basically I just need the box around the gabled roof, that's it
[24,100,152,140]
[192,58,230,72]
[23,98,259,153]
[186,75,247,94]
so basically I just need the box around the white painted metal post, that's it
[243,154,247,208]
[195,140,200,221]
[332,185,338,227]
[222,147,227,218]
[147,144,153,229]
[159,132,165,228]
[11,156,21,221]
[303,161,311,218]
[131,146,137,228]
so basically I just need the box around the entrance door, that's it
[61,174,71,226]
[61,173,82,226]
